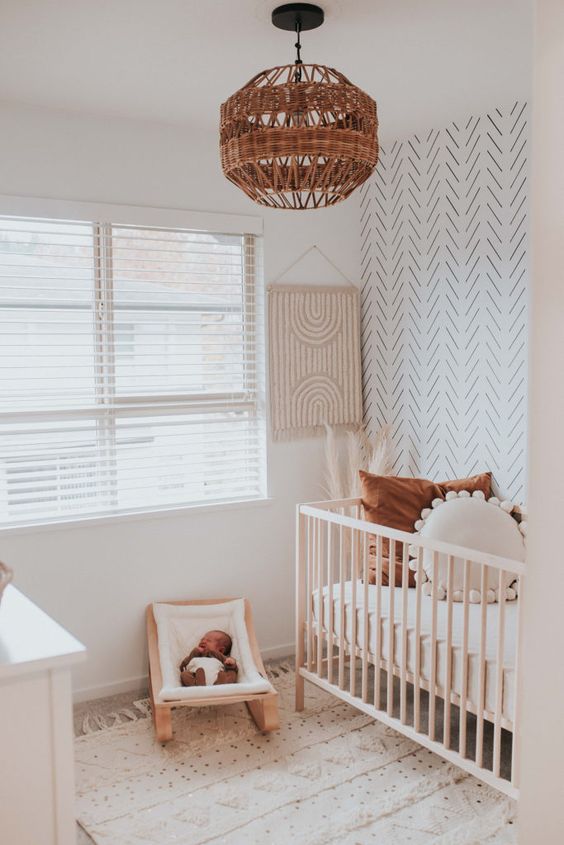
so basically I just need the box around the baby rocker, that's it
[146,597,280,741]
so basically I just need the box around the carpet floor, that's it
[74,664,517,844]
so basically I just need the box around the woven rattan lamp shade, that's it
[220,63,378,210]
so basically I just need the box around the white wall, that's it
[518,1,564,839]
[0,104,360,698]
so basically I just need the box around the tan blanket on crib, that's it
[367,547,416,588]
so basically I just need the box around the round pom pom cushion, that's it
[416,494,525,602]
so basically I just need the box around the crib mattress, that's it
[312,581,517,723]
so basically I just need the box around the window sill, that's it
[0,497,273,537]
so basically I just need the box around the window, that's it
[0,215,266,527]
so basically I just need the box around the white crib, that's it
[295,498,524,798]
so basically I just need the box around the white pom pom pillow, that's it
[409,491,526,603]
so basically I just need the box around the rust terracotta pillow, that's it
[360,473,444,587]
[440,471,492,496]
[360,470,492,587]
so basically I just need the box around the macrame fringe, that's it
[267,284,357,294]
[272,422,357,442]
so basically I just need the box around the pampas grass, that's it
[322,424,344,500]
[368,424,393,476]
[345,429,365,499]
[322,424,394,499]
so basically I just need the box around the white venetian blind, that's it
[0,216,266,527]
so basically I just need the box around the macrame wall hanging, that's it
[268,246,362,440]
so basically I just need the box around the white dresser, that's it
[0,585,86,845]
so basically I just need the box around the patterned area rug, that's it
[75,665,517,844]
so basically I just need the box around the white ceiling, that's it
[0,0,532,141]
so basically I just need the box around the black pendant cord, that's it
[271,4,324,79]
[294,20,303,82]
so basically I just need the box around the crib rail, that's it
[295,499,524,799]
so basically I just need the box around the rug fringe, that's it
[266,660,293,679]
[433,797,517,844]
[78,661,294,735]
[81,698,151,735]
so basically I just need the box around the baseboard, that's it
[73,674,149,704]
[72,643,294,704]
[260,642,294,661]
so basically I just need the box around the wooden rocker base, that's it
[146,598,280,742]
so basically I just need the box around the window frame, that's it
[0,197,267,531]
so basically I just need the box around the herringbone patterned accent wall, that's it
[360,102,528,501]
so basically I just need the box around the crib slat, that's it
[443,555,454,749]
[317,517,323,678]
[327,521,334,685]
[387,539,396,716]
[338,523,346,689]
[493,568,507,778]
[306,516,313,671]
[350,522,359,698]
[429,551,438,741]
[373,534,383,710]
[476,564,489,768]
[459,559,471,758]
[312,516,319,670]
[414,548,423,732]
[296,510,307,711]
[400,541,409,724]
[362,532,369,702]
[297,502,523,795]
[511,574,522,789]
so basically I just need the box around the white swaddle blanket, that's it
[185,656,223,686]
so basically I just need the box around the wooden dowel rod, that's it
[338,523,345,689]
[295,510,306,711]
[443,554,454,749]
[511,574,522,788]
[400,541,409,724]
[493,568,506,777]
[350,524,359,698]
[374,533,383,710]
[387,539,396,716]
[476,564,488,768]
[429,551,438,741]
[414,548,423,732]
[316,518,323,677]
[362,532,369,702]
[306,515,313,671]
[459,559,471,758]
[327,520,334,685]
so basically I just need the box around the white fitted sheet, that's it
[312,581,517,722]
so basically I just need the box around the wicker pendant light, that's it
[220,3,378,210]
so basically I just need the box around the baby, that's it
[179,629,238,687]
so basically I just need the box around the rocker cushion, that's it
[153,599,273,702]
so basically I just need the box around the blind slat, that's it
[3,449,264,475]
[0,217,265,526]
[6,468,264,499]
